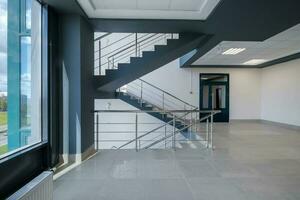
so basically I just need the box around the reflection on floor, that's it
[54,121,300,200]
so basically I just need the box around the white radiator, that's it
[7,171,53,200]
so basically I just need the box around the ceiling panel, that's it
[193,24,300,66]
[91,0,137,10]
[78,0,221,20]
[137,0,170,10]
[170,0,204,11]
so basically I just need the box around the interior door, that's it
[200,74,229,122]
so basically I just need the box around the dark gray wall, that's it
[80,17,94,153]
[58,14,94,158]
[59,14,81,156]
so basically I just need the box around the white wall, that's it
[142,59,262,120]
[261,59,300,126]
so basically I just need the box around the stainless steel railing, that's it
[94,109,220,151]
[118,78,198,131]
[94,33,179,75]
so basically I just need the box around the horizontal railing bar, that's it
[94,110,219,113]
[107,33,160,61]
[138,79,196,108]
[95,33,154,62]
[125,87,190,109]
[96,131,177,133]
[94,32,111,41]
[95,139,207,142]
[96,122,167,125]
[98,33,135,51]
[143,112,218,149]
[96,33,167,66]
[115,111,194,149]
[103,33,167,66]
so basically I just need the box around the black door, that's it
[200,74,229,122]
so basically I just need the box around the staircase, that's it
[117,78,198,139]
[93,33,216,150]
[93,33,206,92]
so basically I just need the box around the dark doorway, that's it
[200,74,229,122]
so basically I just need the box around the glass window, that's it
[201,74,228,82]
[202,85,209,109]
[25,0,32,30]
[212,85,226,109]
[0,0,42,158]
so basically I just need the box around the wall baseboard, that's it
[260,120,300,131]
[230,119,300,131]
[230,119,261,122]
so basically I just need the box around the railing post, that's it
[96,113,99,151]
[135,113,138,152]
[138,43,141,57]
[98,40,101,75]
[164,123,167,149]
[112,56,115,69]
[162,93,165,112]
[206,118,209,148]
[210,112,214,150]
[194,111,198,133]
[135,33,138,57]
[107,57,110,69]
[184,104,186,122]
[139,140,141,150]
[190,108,192,140]
[172,114,176,150]
[140,81,143,107]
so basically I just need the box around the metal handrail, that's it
[143,112,218,149]
[97,33,153,60]
[103,33,168,70]
[103,34,170,70]
[95,33,176,74]
[94,109,220,150]
[138,79,196,109]
[97,33,134,51]
[107,34,159,60]
[105,33,167,68]
[110,110,192,150]
[94,110,217,113]
[125,83,186,109]
[94,32,111,42]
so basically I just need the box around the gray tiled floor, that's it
[54,121,300,200]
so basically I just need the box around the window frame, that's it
[0,1,49,198]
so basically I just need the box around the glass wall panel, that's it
[0,0,42,158]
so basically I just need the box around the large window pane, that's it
[0,0,8,155]
[25,0,32,30]
[0,0,42,158]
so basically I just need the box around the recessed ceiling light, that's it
[243,59,267,65]
[222,48,246,55]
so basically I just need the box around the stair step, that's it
[96,33,205,92]
[105,69,118,77]
[117,63,131,69]
[154,45,167,52]
[141,51,154,58]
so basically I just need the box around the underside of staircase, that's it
[117,91,199,140]
[118,92,186,130]
[93,33,206,92]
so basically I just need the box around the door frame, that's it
[199,73,230,122]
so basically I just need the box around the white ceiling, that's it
[77,0,220,20]
[193,24,300,66]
